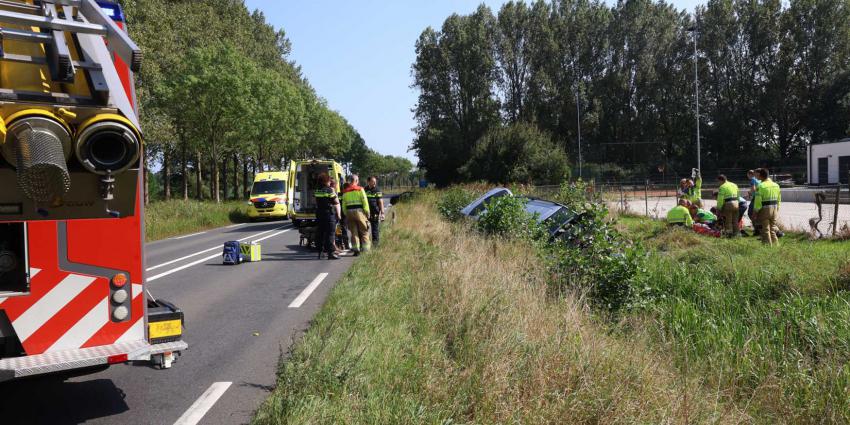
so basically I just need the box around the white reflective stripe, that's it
[13,274,95,342]
[115,316,145,344]
[45,297,109,352]
[131,283,143,298]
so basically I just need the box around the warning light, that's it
[112,273,128,287]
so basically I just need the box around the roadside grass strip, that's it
[253,192,737,424]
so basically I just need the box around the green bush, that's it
[436,187,475,222]
[460,123,570,185]
[546,181,646,312]
[475,196,547,241]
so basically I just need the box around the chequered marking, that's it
[46,297,109,353]
[12,274,95,342]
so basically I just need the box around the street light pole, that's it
[689,25,701,171]
[576,87,582,180]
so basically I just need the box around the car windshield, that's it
[524,200,561,220]
[543,208,576,233]
[251,180,286,195]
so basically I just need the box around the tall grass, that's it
[254,192,741,424]
[618,217,850,422]
[144,199,249,241]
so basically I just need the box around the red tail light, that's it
[107,354,128,364]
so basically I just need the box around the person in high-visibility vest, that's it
[667,199,694,227]
[314,173,341,260]
[690,205,717,227]
[716,174,740,237]
[753,168,781,245]
[746,169,762,235]
[365,176,384,246]
[340,174,371,255]
[679,170,702,207]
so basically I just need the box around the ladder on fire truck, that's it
[0,0,140,122]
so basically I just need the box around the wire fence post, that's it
[833,185,841,237]
[645,179,649,216]
[619,184,625,213]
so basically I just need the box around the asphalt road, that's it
[1,219,357,425]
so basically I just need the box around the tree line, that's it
[120,0,413,203]
[412,0,850,186]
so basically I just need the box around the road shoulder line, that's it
[173,381,232,425]
[289,273,329,308]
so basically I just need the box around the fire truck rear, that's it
[0,0,186,381]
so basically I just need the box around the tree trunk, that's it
[181,141,188,200]
[221,157,228,201]
[163,147,171,200]
[233,153,239,200]
[213,158,221,203]
[209,156,216,201]
[243,155,250,198]
[195,151,203,200]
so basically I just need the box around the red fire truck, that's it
[0,0,186,381]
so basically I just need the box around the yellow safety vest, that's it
[754,179,781,212]
[667,205,694,227]
[716,181,739,209]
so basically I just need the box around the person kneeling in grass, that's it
[667,199,694,227]
[692,205,718,228]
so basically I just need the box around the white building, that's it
[808,138,850,185]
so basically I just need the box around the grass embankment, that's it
[254,192,737,424]
[619,217,850,422]
[144,199,248,241]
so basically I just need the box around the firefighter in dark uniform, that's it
[314,173,341,260]
[365,176,384,246]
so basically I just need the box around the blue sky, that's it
[244,1,702,163]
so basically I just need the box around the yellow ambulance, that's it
[247,171,292,220]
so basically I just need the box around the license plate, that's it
[149,320,181,339]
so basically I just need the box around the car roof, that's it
[461,187,513,217]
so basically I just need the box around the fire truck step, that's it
[0,339,188,382]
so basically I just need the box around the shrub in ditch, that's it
[475,196,547,241]
[546,183,647,312]
[437,187,476,222]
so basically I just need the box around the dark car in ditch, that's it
[460,187,580,239]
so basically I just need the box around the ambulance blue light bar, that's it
[96,1,125,22]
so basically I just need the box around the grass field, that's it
[253,192,740,424]
[144,199,249,241]
[618,217,850,422]
[254,192,850,423]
